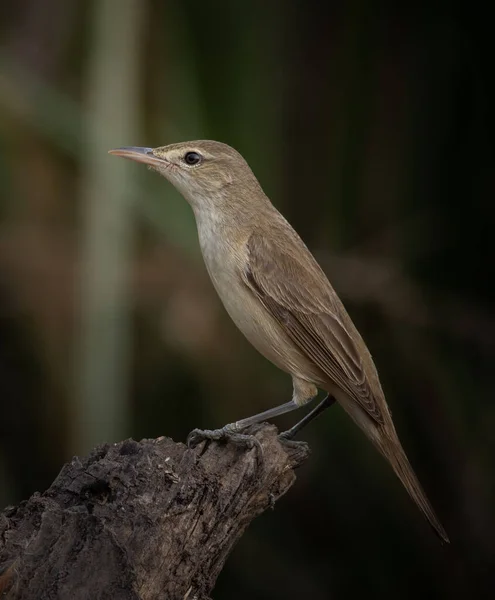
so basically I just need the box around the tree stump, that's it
[0,424,310,599]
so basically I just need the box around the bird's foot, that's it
[277,432,309,452]
[187,423,264,462]
[187,423,246,446]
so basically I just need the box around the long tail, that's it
[377,435,450,543]
[335,390,449,542]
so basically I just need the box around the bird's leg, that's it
[187,399,300,454]
[279,393,336,440]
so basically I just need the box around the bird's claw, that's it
[278,431,310,452]
[187,424,264,465]
[187,422,240,447]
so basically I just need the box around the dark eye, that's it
[184,151,202,166]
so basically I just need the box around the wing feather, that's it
[244,231,383,424]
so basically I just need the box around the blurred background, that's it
[0,1,493,598]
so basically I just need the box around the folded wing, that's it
[243,231,383,424]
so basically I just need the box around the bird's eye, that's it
[184,151,202,166]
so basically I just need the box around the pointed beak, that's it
[108,146,166,168]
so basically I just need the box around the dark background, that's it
[0,1,493,598]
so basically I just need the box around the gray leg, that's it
[187,399,300,450]
[280,394,336,440]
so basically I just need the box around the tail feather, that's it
[334,391,449,542]
[377,436,450,543]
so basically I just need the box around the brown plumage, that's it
[109,140,449,543]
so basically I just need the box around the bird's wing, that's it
[243,231,383,424]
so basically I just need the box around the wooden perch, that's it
[0,424,310,600]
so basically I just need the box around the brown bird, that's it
[109,140,449,543]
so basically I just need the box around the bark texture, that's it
[0,424,309,599]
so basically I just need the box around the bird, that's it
[109,140,449,543]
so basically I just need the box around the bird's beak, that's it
[108,146,167,168]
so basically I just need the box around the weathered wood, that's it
[0,424,309,600]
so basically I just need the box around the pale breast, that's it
[198,224,321,382]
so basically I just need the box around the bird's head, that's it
[109,140,263,212]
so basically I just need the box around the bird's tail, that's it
[376,434,450,543]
